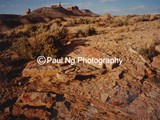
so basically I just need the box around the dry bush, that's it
[149,14,160,21]
[88,17,97,24]
[145,37,156,49]
[69,25,96,38]
[110,16,131,27]
[139,37,158,60]
[11,21,67,59]
[139,48,156,60]
[102,13,112,21]
[113,34,124,42]
[77,18,90,24]
[131,14,160,23]
[0,33,7,39]
[65,17,91,27]
[111,17,125,27]
[116,26,129,33]
[152,76,160,83]
[135,15,150,22]
[96,13,113,27]
[109,14,160,28]
[129,23,138,32]
[65,19,76,27]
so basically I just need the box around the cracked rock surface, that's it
[1,16,160,120]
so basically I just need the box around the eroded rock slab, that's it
[16,92,54,108]
[69,46,119,69]
[151,55,160,73]
[12,92,56,119]
[22,61,58,77]
[155,44,160,53]
[13,105,51,120]
[22,60,74,83]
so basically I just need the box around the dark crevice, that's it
[75,74,96,81]
[0,97,17,111]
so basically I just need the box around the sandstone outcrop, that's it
[69,46,119,69]
[155,44,160,53]
[23,9,31,16]
[1,11,160,120]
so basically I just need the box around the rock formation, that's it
[1,14,160,119]
[51,2,62,8]
[23,8,31,15]
[67,6,79,11]
[0,3,99,32]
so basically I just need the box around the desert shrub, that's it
[25,25,38,33]
[112,15,136,27]
[0,33,6,39]
[37,24,50,33]
[65,19,76,27]
[95,13,113,27]
[140,15,150,22]
[124,15,138,25]
[111,14,160,26]
[12,34,63,59]
[133,15,151,22]
[102,13,112,21]
[139,48,156,60]
[75,26,96,37]
[75,29,84,38]
[110,14,159,27]
[113,34,124,41]
[10,24,39,38]
[11,22,68,60]
[129,23,138,31]
[12,38,34,59]
[96,21,106,27]
[67,25,96,39]
[111,17,125,27]
[149,14,160,21]
[65,18,91,27]
[152,76,160,83]
[87,27,96,36]
[88,17,97,24]
[54,19,62,26]
[77,18,90,24]
[14,31,31,38]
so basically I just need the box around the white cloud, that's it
[152,8,160,12]
[63,2,92,8]
[0,4,7,8]
[105,5,146,13]
[99,0,116,3]
[0,3,20,8]
[45,2,92,8]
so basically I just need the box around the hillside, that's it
[0,4,98,32]
[0,14,160,119]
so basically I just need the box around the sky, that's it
[0,0,160,15]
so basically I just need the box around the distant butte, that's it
[29,2,99,17]
[0,2,99,32]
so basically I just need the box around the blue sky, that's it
[0,0,160,15]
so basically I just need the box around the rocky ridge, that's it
[0,15,160,120]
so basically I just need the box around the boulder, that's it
[13,106,51,120]
[23,9,31,16]
[22,61,58,77]
[100,93,109,103]
[151,55,160,72]
[22,60,74,83]
[155,44,160,53]
[16,92,54,108]
[56,102,70,118]
[13,92,55,119]
[69,46,118,69]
